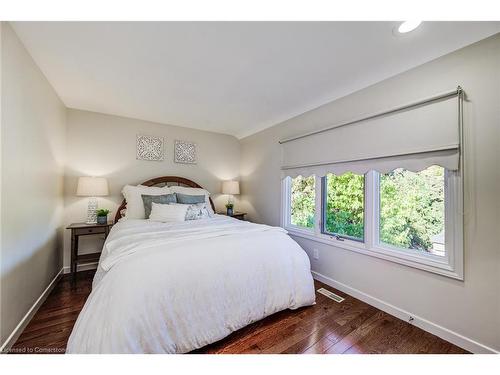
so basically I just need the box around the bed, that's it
[66,176,316,353]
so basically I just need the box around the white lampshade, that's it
[222,180,240,195]
[76,177,109,197]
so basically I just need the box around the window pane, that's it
[290,175,315,229]
[379,166,445,256]
[324,172,364,240]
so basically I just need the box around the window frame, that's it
[281,176,316,235]
[281,169,463,280]
[320,174,365,243]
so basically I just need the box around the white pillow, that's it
[149,202,188,223]
[169,186,214,215]
[122,185,172,219]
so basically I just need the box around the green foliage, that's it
[380,166,444,251]
[96,208,110,217]
[225,203,234,209]
[289,166,445,253]
[325,173,364,239]
[290,176,315,228]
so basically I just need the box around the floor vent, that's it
[317,288,345,303]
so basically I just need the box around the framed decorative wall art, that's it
[174,140,197,164]
[136,134,165,161]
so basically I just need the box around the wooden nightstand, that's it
[217,211,247,221]
[66,222,113,278]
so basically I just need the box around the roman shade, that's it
[281,88,463,178]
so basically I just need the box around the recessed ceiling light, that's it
[397,21,422,34]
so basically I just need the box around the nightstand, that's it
[217,211,247,221]
[66,222,113,278]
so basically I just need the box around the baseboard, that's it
[312,271,498,354]
[0,268,63,354]
[62,262,98,274]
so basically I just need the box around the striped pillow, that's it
[175,193,206,205]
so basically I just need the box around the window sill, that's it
[285,227,463,280]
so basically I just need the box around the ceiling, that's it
[11,21,500,138]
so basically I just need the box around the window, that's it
[282,166,463,279]
[288,175,315,229]
[322,172,364,241]
[379,166,445,256]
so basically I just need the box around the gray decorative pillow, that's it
[184,203,212,220]
[175,193,206,204]
[141,194,177,218]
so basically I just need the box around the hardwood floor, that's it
[10,270,468,354]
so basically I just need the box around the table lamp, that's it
[76,176,109,224]
[222,180,240,216]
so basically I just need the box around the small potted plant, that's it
[96,208,110,225]
[225,203,234,216]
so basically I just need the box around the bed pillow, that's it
[169,186,214,215]
[122,185,172,219]
[179,203,213,220]
[141,193,177,218]
[149,202,188,223]
[175,193,206,205]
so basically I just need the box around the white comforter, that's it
[66,215,315,353]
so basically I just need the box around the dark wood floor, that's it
[10,270,468,354]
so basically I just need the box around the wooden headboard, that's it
[114,176,216,223]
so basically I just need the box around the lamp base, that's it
[86,197,98,224]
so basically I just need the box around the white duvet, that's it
[66,215,315,353]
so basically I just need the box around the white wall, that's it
[0,23,66,346]
[240,34,500,352]
[63,109,240,269]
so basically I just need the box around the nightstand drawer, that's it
[74,226,107,236]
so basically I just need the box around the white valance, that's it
[281,90,461,178]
